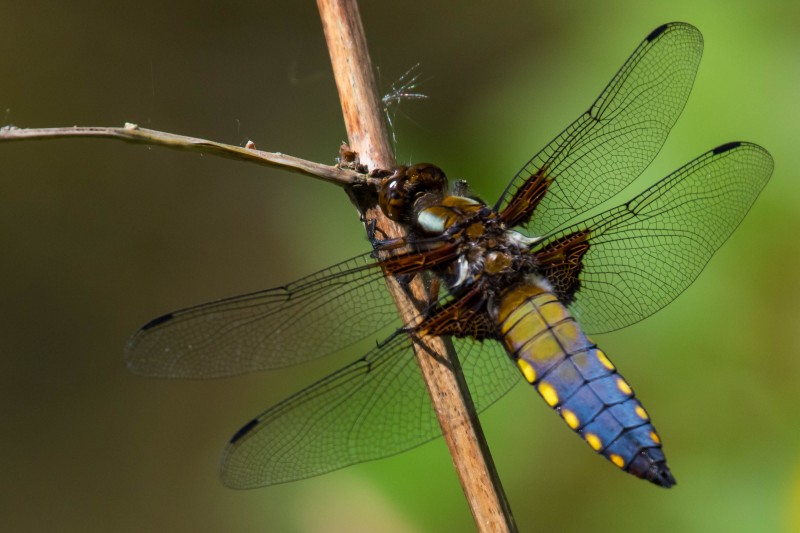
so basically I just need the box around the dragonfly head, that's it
[379,163,447,223]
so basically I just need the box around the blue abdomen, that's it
[493,282,675,487]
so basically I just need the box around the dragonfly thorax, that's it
[379,163,547,294]
[414,196,539,294]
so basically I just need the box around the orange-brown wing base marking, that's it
[533,229,591,304]
[417,288,498,341]
[378,241,460,276]
[498,167,551,228]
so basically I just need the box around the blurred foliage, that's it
[1,0,797,532]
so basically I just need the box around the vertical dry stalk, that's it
[316,1,517,531]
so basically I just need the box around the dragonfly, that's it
[125,22,772,489]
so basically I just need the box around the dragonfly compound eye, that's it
[379,164,448,222]
[378,170,409,222]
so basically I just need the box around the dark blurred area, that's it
[1,1,798,532]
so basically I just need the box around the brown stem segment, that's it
[0,124,367,188]
[316,0,392,172]
[317,1,517,531]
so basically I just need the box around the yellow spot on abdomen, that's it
[561,408,580,429]
[635,405,649,420]
[585,432,603,451]
[616,378,632,396]
[538,381,559,407]
[610,454,625,468]
[650,431,661,445]
[517,358,536,383]
[596,349,615,371]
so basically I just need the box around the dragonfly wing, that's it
[220,334,519,487]
[497,22,703,234]
[125,252,402,378]
[532,142,773,334]
[459,337,521,413]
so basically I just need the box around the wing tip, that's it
[646,22,701,44]
[229,418,260,445]
[712,141,743,155]
[140,312,175,331]
[646,23,671,42]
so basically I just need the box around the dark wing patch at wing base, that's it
[534,229,592,304]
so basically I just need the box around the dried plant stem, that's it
[0,124,367,187]
[317,1,517,531]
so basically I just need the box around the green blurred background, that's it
[1,1,797,531]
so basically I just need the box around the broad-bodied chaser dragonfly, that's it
[126,23,772,489]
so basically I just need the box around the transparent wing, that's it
[125,253,402,378]
[497,22,703,234]
[534,142,773,334]
[220,335,519,488]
